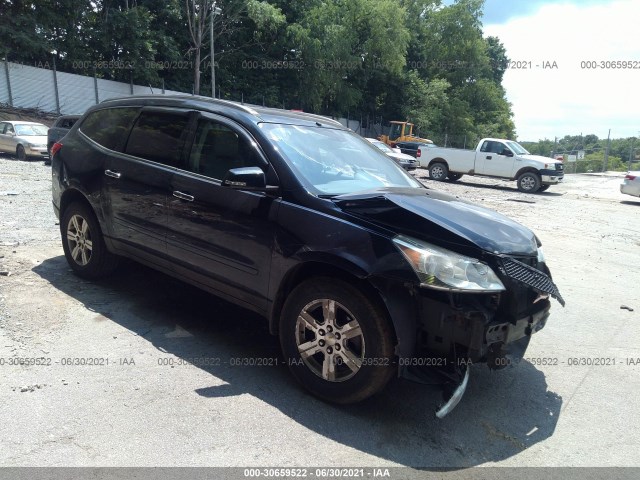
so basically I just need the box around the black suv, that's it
[51,95,563,416]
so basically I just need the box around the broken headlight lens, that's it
[393,234,505,292]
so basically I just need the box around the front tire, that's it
[16,144,26,161]
[429,162,448,181]
[517,172,541,192]
[61,202,120,279]
[280,278,396,404]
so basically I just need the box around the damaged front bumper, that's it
[398,255,563,417]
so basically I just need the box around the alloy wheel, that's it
[295,299,365,382]
[66,214,93,266]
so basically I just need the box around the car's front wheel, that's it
[280,278,396,404]
[61,202,120,279]
[16,144,26,161]
[517,172,541,192]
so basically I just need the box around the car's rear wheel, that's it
[429,162,448,181]
[280,278,395,404]
[16,145,26,161]
[61,202,120,279]
[517,172,541,192]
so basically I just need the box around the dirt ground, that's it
[1,156,639,469]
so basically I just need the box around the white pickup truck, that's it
[420,138,564,192]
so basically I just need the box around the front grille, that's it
[497,257,565,307]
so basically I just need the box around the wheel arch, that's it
[427,157,449,169]
[513,167,540,181]
[59,188,93,220]
[269,261,397,345]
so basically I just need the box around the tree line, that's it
[0,0,516,141]
[522,134,639,172]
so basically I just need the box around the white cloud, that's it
[484,0,640,141]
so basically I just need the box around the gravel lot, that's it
[1,155,639,470]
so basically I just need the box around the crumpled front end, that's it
[401,253,564,417]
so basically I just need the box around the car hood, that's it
[17,135,47,145]
[387,152,416,162]
[520,154,561,165]
[333,187,538,255]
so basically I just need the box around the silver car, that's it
[620,171,640,198]
[365,138,419,171]
[0,121,49,160]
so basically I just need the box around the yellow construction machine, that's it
[378,121,433,147]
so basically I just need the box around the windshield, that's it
[15,124,48,136]
[389,123,403,141]
[261,124,421,196]
[505,140,530,155]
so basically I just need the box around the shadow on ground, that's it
[420,177,563,197]
[33,256,562,468]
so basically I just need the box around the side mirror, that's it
[222,167,279,193]
[502,149,513,157]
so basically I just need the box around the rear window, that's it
[124,111,190,167]
[59,117,79,129]
[79,108,139,151]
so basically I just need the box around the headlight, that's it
[393,234,505,292]
[537,246,546,264]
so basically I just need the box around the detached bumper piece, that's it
[435,366,469,419]
[497,256,565,307]
[402,363,470,418]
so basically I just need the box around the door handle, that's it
[486,155,492,160]
[105,169,121,179]
[173,191,194,202]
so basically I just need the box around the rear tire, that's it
[517,172,541,193]
[429,162,448,181]
[16,145,26,161]
[280,278,396,404]
[61,202,120,279]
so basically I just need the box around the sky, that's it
[480,0,639,141]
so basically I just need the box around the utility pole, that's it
[210,2,221,99]
[602,129,611,173]
[628,136,636,172]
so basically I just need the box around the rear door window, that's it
[125,110,191,168]
[80,107,139,151]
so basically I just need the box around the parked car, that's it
[395,140,438,161]
[46,115,81,164]
[365,138,418,171]
[419,138,564,192]
[0,121,49,160]
[620,172,640,198]
[51,95,564,417]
